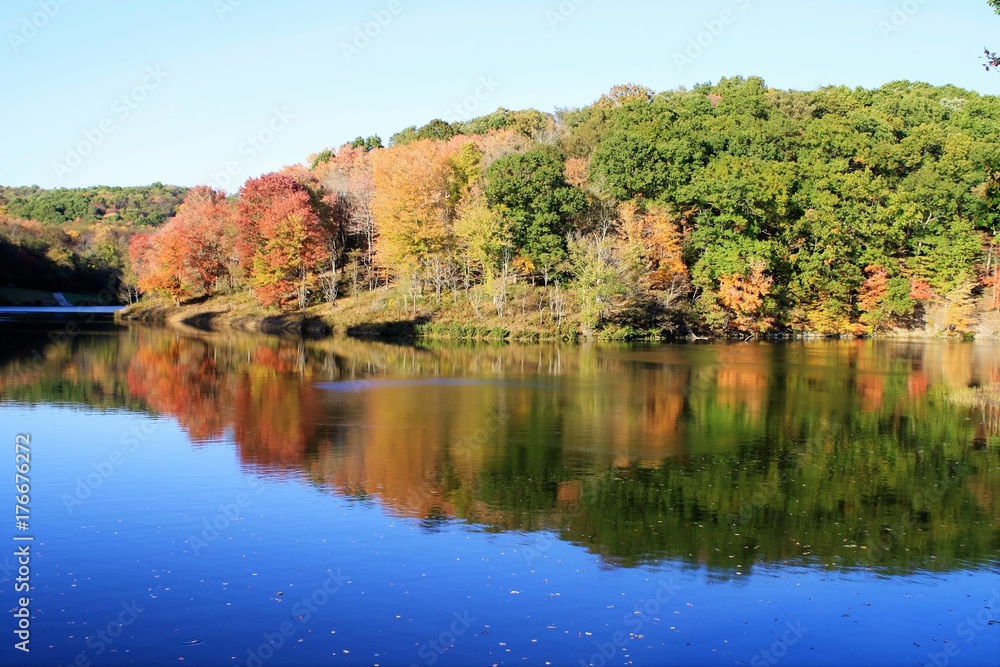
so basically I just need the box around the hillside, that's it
[0,184,187,301]
[22,78,1000,338]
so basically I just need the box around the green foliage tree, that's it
[351,135,383,151]
[590,133,669,201]
[484,146,586,283]
[391,119,456,146]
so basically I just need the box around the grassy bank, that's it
[117,292,330,336]
[118,286,662,341]
[117,284,1000,342]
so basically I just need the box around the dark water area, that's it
[0,307,123,331]
[0,306,123,316]
[0,325,997,666]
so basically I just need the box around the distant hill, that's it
[0,183,188,227]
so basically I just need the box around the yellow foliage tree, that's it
[371,139,464,280]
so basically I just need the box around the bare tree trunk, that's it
[553,281,565,329]
[298,269,308,310]
[468,287,482,318]
[322,257,339,309]
[493,252,510,320]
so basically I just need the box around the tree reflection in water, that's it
[2,325,997,574]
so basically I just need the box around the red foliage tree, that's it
[236,173,330,307]
[176,186,234,292]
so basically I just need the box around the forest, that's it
[7,77,1000,338]
[0,183,187,299]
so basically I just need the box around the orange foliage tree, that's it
[128,230,186,302]
[128,186,234,302]
[178,186,234,291]
[718,260,774,336]
[641,206,689,300]
[858,265,890,334]
[616,201,690,308]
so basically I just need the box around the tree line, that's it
[1,184,187,226]
[121,77,1000,336]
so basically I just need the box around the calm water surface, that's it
[0,324,997,666]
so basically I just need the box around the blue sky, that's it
[1,0,997,190]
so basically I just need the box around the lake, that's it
[0,323,997,667]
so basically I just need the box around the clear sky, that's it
[1,0,998,191]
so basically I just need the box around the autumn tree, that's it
[717,259,775,337]
[452,144,513,292]
[128,226,188,303]
[858,264,913,334]
[617,201,690,309]
[126,186,234,302]
[237,173,330,308]
[177,186,235,292]
[472,129,533,168]
[597,83,655,108]
[115,76,1000,339]
[314,144,380,288]
[371,138,464,295]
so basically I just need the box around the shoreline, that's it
[115,294,1000,342]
